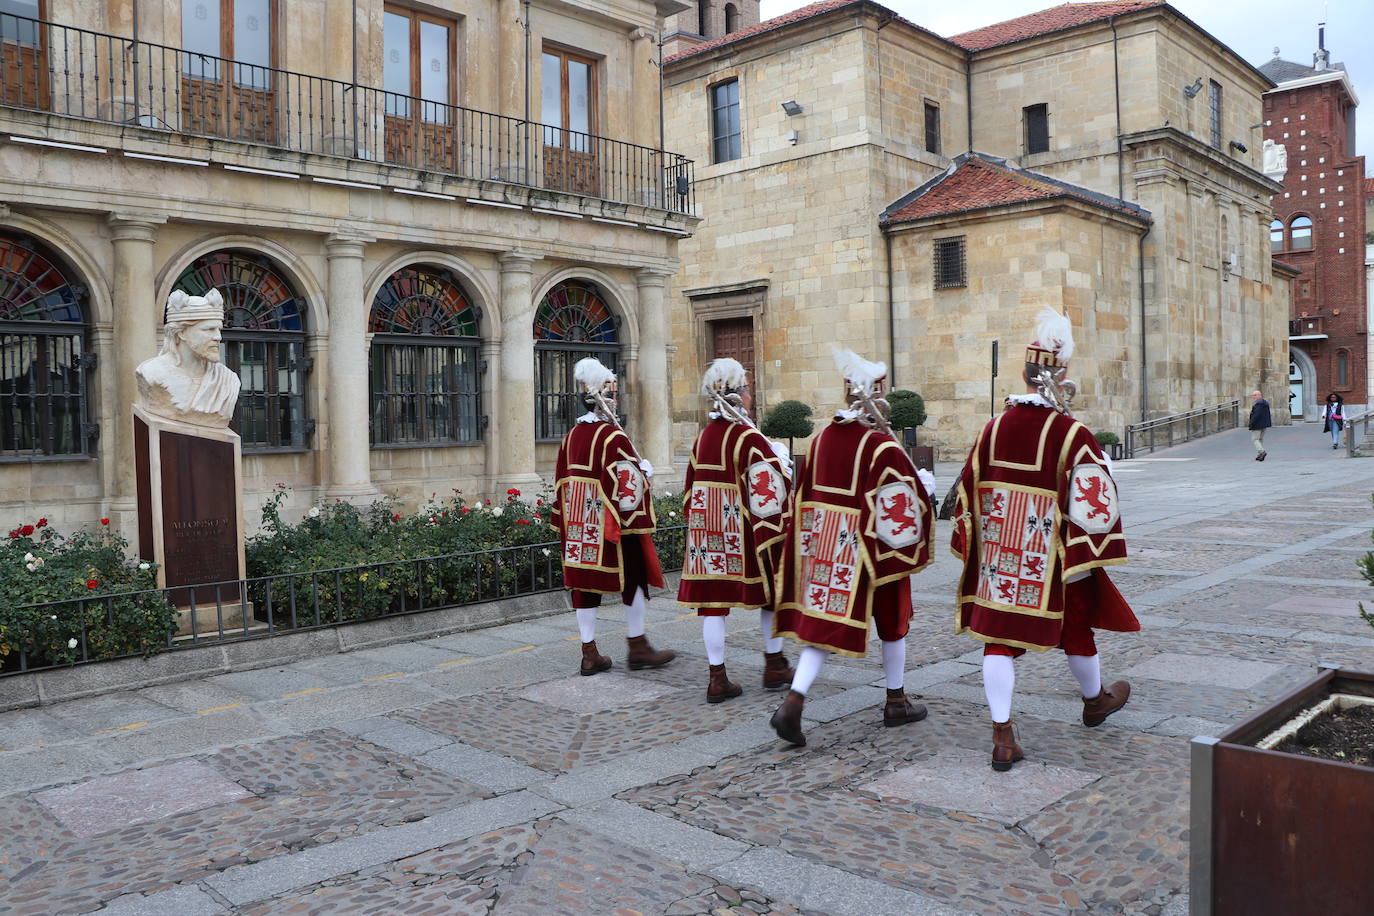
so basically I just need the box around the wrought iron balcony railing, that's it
[0,13,695,215]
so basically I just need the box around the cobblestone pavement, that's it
[1,425,1371,916]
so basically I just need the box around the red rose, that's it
[516,519,529,525]
[392,513,401,522]
[86,578,98,590]
[20,525,33,536]
[100,518,110,526]
[461,508,470,515]
[36,518,47,528]
[8,529,17,539]
[506,488,521,497]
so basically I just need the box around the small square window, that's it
[923,101,941,155]
[933,237,966,289]
[1023,104,1049,155]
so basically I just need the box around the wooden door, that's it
[1,1,48,110]
[711,316,756,392]
[541,47,598,195]
[180,0,276,143]
[383,7,456,172]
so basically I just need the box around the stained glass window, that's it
[0,232,93,457]
[534,280,620,440]
[370,265,482,445]
[173,249,310,450]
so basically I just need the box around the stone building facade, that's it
[662,0,759,58]
[0,0,694,538]
[664,0,1292,456]
[1259,40,1367,416]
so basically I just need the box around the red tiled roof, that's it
[882,154,1147,224]
[665,0,873,65]
[949,1,1167,51]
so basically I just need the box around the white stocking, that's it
[623,588,647,638]
[576,607,598,643]
[790,646,829,696]
[702,615,727,665]
[881,639,907,690]
[983,654,1016,723]
[1066,653,1103,699]
[759,609,783,654]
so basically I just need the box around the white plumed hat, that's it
[701,357,747,396]
[1026,306,1075,366]
[573,357,616,393]
[832,347,887,396]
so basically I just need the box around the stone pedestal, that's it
[134,405,247,625]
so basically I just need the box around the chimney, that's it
[1314,23,1330,69]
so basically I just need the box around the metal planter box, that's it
[1190,667,1374,915]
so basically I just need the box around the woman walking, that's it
[1322,393,1345,450]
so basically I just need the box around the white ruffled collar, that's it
[576,411,601,424]
[1006,393,1053,409]
[834,408,864,421]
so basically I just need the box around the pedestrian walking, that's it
[551,358,675,676]
[678,358,794,703]
[1322,392,1345,450]
[1248,389,1272,461]
[950,307,1140,771]
[768,349,935,747]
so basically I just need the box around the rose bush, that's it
[0,520,175,671]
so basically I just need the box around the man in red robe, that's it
[678,358,794,702]
[551,358,674,675]
[769,350,936,746]
[952,307,1140,771]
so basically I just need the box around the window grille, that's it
[1209,80,1222,150]
[933,237,967,290]
[711,79,741,164]
[534,280,620,441]
[369,265,482,446]
[1023,103,1049,155]
[174,250,310,451]
[923,101,940,155]
[0,233,94,459]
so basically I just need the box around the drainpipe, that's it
[1111,17,1124,201]
[131,0,141,120]
[885,228,896,386]
[964,50,973,153]
[1139,231,1149,421]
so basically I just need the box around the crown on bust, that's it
[165,288,225,324]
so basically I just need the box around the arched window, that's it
[369,265,482,445]
[173,250,310,451]
[0,232,93,457]
[1270,219,1284,252]
[1290,215,1313,250]
[697,0,708,37]
[1337,349,1350,388]
[534,280,620,441]
[724,3,739,33]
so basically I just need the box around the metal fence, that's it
[1123,399,1242,459]
[1,525,687,677]
[0,13,695,215]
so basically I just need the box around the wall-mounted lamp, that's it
[780,100,803,116]
[786,129,799,146]
[1229,140,1248,154]
[1182,77,1203,99]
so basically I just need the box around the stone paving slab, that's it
[414,741,549,793]
[557,798,750,870]
[1123,652,1286,689]
[518,670,676,713]
[35,759,252,837]
[0,705,81,751]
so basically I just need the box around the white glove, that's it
[638,458,654,479]
[769,440,793,476]
[916,468,936,499]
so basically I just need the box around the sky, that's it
[758,0,1374,175]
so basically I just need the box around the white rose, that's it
[492,506,504,518]
[138,561,150,570]
[67,638,78,649]
[541,548,551,557]
[307,506,321,518]
[24,552,34,562]
[27,562,38,572]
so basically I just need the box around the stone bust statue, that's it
[1262,139,1288,180]
[136,288,241,428]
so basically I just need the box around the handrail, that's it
[1123,399,1242,459]
[0,13,696,215]
[1345,408,1372,457]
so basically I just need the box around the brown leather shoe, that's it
[707,663,743,704]
[626,634,675,670]
[579,640,611,676]
[762,651,794,689]
[882,688,928,727]
[770,690,807,746]
[992,719,1024,772]
[1082,679,1131,727]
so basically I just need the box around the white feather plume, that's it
[832,347,886,395]
[1033,307,1075,360]
[573,357,616,393]
[701,357,747,396]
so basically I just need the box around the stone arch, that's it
[157,235,327,334]
[531,265,638,350]
[0,210,112,325]
[1288,345,1318,420]
[363,250,500,341]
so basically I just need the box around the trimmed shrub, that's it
[888,389,927,431]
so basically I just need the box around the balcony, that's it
[0,14,695,216]
[1290,317,1326,340]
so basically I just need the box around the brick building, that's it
[1259,35,1367,416]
